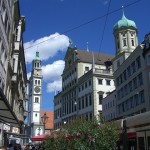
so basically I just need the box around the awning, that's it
[31,133,51,141]
[0,89,21,128]
[119,132,136,140]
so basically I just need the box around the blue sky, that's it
[19,0,150,111]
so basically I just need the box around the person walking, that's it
[8,144,14,150]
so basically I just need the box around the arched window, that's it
[131,39,134,46]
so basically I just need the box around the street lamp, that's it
[41,112,49,134]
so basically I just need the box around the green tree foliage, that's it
[45,118,118,150]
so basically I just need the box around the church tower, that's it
[112,7,138,72]
[28,51,44,137]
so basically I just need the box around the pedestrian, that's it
[8,144,14,150]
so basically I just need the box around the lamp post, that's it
[41,112,49,134]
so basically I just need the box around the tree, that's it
[45,117,118,150]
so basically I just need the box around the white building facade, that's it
[28,52,44,137]
[54,44,115,129]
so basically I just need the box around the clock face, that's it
[34,86,41,93]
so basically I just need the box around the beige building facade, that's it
[0,0,28,146]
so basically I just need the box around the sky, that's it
[19,0,150,111]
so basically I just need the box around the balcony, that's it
[94,68,113,75]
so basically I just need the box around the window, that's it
[139,90,145,103]
[35,97,39,103]
[127,66,131,77]
[85,67,89,71]
[134,94,139,106]
[85,96,88,107]
[133,77,137,89]
[89,79,91,86]
[85,82,87,88]
[82,85,84,90]
[35,80,37,85]
[106,80,111,86]
[131,39,134,46]
[116,77,119,87]
[79,99,81,110]
[138,73,143,85]
[123,39,127,47]
[123,33,125,37]
[128,81,133,92]
[38,80,40,85]
[124,84,128,95]
[89,95,92,105]
[131,61,136,74]
[98,79,103,85]
[136,56,141,69]
[99,94,103,105]
[123,70,127,81]
[37,63,40,67]
[78,87,80,92]
[82,97,84,109]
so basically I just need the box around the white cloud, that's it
[27,72,31,80]
[42,60,65,82]
[24,33,69,63]
[47,79,62,93]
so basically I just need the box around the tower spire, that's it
[87,42,89,52]
[34,46,40,61]
[121,6,126,19]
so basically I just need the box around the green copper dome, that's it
[113,13,137,31]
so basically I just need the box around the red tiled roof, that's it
[41,111,54,130]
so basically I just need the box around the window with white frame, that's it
[106,79,111,86]
[98,79,103,85]
[98,94,103,105]
[131,39,134,46]
[85,66,89,71]
[34,96,40,103]
[34,79,41,86]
